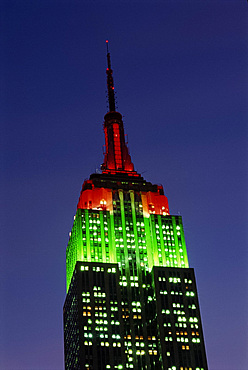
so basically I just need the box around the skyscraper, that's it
[63,43,208,370]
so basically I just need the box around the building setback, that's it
[63,44,208,370]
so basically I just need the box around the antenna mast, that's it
[106,40,116,112]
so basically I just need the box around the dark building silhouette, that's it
[63,43,208,370]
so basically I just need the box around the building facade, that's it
[63,46,208,370]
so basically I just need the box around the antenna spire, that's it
[106,40,116,112]
[102,42,138,176]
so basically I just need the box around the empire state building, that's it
[63,43,208,370]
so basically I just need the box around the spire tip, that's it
[106,41,115,112]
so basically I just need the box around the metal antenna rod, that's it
[105,40,116,112]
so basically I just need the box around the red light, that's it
[106,40,108,43]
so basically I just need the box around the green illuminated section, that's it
[149,214,189,268]
[66,208,113,292]
[66,190,189,292]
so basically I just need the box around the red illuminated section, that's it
[113,123,122,168]
[77,180,170,215]
[141,189,170,216]
[77,179,113,211]
[77,43,169,211]
[101,111,139,176]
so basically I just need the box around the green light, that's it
[66,197,189,291]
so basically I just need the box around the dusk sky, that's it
[1,1,247,369]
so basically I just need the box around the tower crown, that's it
[101,41,138,176]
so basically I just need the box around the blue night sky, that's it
[1,1,247,369]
